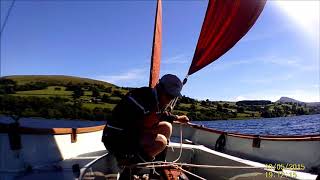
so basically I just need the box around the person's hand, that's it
[176,115,189,124]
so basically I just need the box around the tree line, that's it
[0,95,112,121]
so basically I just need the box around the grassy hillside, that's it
[0,75,129,121]
[0,75,315,121]
[4,75,115,87]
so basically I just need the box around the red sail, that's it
[149,0,162,88]
[188,0,267,75]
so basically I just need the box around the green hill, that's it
[0,75,315,121]
[0,75,128,121]
[4,75,115,87]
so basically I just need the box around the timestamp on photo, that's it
[265,163,305,171]
[265,171,298,178]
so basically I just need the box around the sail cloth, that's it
[149,0,162,88]
[188,0,267,75]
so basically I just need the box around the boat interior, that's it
[80,142,315,180]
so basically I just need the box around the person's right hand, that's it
[175,115,189,124]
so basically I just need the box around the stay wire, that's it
[0,0,16,77]
[167,74,189,111]
[0,0,16,38]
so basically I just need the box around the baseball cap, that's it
[159,74,183,97]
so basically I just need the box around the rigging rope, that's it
[0,0,16,38]
[0,0,16,77]
[134,123,184,175]
[166,74,188,111]
[177,166,206,180]
[141,163,265,169]
[132,123,266,180]
[137,163,267,180]
[172,123,183,163]
[133,123,265,179]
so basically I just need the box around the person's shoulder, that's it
[130,87,153,95]
[130,87,156,104]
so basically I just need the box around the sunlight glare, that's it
[274,1,319,39]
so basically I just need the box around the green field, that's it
[16,86,72,96]
[82,103,116,110]
[13,85,120,112]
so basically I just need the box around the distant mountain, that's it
[306,102,320,107]
[277,97,320,108]
[277,97,304,104]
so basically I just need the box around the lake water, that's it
[1,114,319,136]
[192,114,320,136]
[0,116,106,128]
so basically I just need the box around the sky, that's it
[0,0,319,102]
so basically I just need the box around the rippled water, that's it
[192,114,320,136]
[0,116,106,128]
[1,114,319,136]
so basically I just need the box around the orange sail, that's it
[149,0,162,88]
[188,0,267,75]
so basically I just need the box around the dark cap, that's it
[159,74,183,97]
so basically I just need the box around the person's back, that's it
[102,74,189,162]
[102,87,157,156]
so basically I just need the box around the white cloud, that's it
[235,96,246,101]
[213,59,253,70]
[162,54,190,65]
[214,55,317,72]
[241,74,293,84]
[95,68,147,85]
[312,84,320,88]
[241,32,275,43]
[241,25,290,43]
[231,88,320,102]
[262,56,317,71]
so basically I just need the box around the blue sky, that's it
[1,0,319,102]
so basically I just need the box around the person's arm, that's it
[174,115,189,124]
[160,111,189,124]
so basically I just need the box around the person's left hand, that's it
[175,115,189,124]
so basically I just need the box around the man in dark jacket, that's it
[102,74,189,162]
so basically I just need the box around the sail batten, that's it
[188,0,267,75]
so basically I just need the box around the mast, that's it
[149,0,162,88]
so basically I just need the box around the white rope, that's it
[167,74,188,111]
[132,121,266,180]
[136,152,161,176]
[135,161,266,170]
[177,166,206,180]
[135,161,169,166]
[172,123,183,163]
[152,163,160,176]
[143,163,265,169]
[135,164,206,180]
[171,97,179,109]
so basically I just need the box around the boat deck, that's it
[1,143,318,180]
[1,150,108,180]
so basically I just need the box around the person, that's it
[102,74,189,163]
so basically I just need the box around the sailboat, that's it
[0,0,319,179]
[78,0,320,179]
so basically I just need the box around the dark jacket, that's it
[102,87,176,154]
[102,87,157,154]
